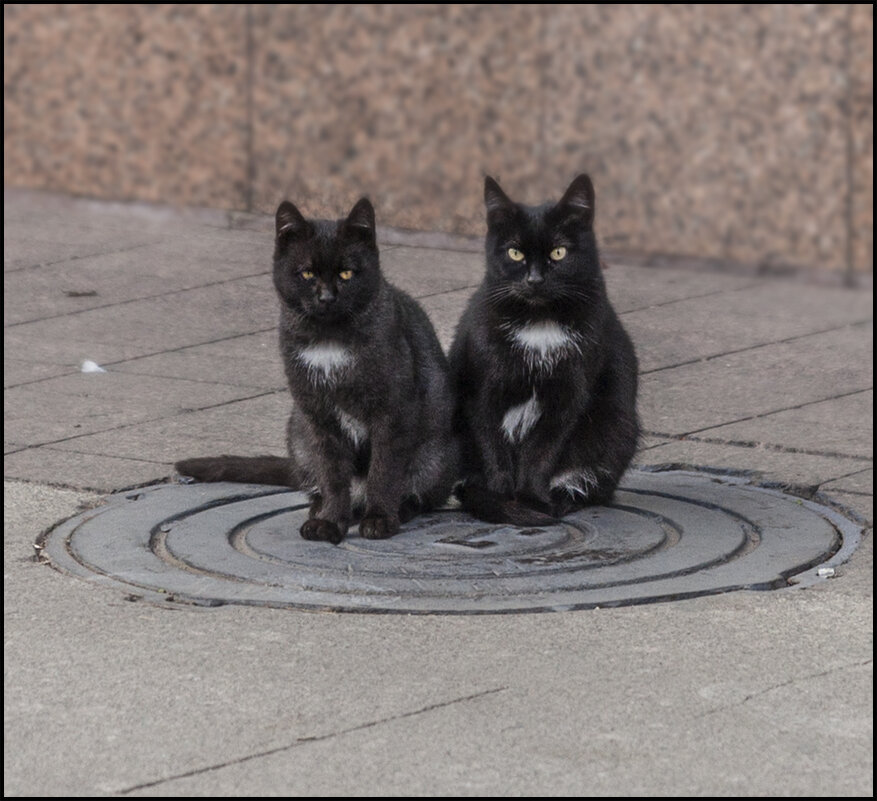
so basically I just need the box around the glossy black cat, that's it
[449,174,639,525]
[176,197,459,544]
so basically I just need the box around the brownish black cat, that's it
[177,197,459,544]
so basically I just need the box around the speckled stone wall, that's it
[4,4,250,209]
[4,4,872,274]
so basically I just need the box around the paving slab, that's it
[112,330,287,390]
[605,262,758,313]
[3,448,175,493]
[639,325,873,436]
[3,187,244,242]
[826,491,873,529]
[4,275,277,366]
[701,389,874,459]
[3,357,76,388]
[3,235,270,326]
[821,467,874,497]
[4,370,271,449]
[623,281,873,372]
[417,287,474,351]
[48,391,291,472]
[380,245,481,299]
[3,231,160,274]
[119,641,870,797]
[637,436,868,491]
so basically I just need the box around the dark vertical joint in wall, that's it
[842,3,856,288]
[245,3,255,213]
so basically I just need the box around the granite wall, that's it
[4,4,872,275]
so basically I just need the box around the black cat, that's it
[449,174,639,525]
[176,197,459,544]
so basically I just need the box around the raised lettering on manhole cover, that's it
[39,468,862,614]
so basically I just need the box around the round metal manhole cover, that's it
[39,469,862,614]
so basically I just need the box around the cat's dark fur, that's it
[176,197,459,544]
[449,174,639,525]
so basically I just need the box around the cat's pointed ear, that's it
[344,197,376,242]
[276,201,310,239]
[484,176,514,214]
[557,174,595,228]
[484,176,516,228]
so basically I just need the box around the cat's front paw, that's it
[300,517,344,545]
[359,514,400,539]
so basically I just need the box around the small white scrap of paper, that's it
[81,360,107,373]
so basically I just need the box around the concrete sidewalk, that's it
[4,188,873,796]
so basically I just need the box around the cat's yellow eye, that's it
[550,246,567,261]
[301,270,315,280]
[507,247,525,262]
[339,270,353,281]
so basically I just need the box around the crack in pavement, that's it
[694,659,872,719]
[117,685,508,794]
[641,429,874,464]
[818,465,874,485]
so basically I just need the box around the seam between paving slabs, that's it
[671,386,874,439]
[638,318,873,376]
[5,269,273,328]
[6,388,286,452]
[2,240,158,274]
[618,281,763,315]
[639,431,874,464]
[7,314,872,393]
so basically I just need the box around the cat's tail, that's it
[456,484,560,528]
[175,455,295,487]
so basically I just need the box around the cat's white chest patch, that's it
[512,321,574,357]
[510,320,579,370]
[298,342,353,381]
[337,409,368,449]
[502,391,542,443]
